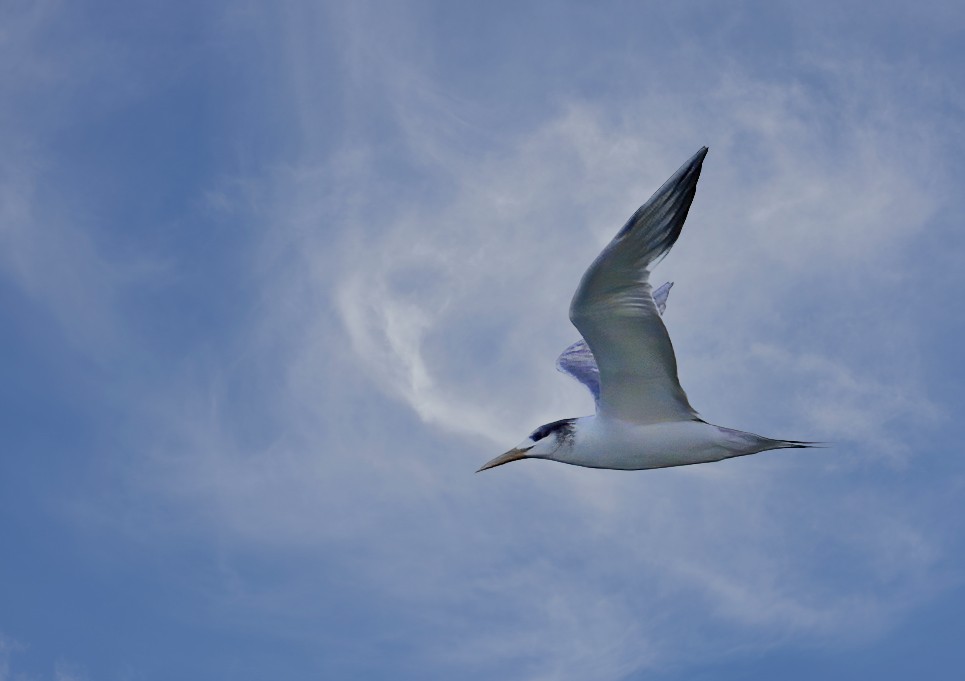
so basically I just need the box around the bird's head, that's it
[477,418,577,472]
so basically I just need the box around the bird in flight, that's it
[478,147,817,472]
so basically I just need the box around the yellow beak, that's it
[477,447,531,472]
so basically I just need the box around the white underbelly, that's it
[562,419,734,470]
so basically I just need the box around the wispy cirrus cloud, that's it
[0,632,85,681]
[0,1,175,356]
[12,2,961,680]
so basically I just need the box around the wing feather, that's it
[568,148,707,424]
[556,281,673,401]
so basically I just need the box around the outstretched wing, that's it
[568,148,706,424]
[556,281,673,402]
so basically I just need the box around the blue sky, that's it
[2,1,964,679]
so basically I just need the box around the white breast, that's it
[554,417,739,470]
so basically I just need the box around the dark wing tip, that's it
[680,145,709,181]
[613,146,709,261]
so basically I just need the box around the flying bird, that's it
[478,147,817,472]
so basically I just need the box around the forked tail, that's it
[758,437,827,451]
[715,425,826,455]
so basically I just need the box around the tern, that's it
[478,147,817,472]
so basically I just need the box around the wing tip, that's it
[686,146,709,173]
[614,147,708,244]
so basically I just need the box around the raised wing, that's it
[556,281,673,402]
[556,338,600,401]
[652,280,673,315]
[568,148,706,424]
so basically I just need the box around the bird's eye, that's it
[529,418,574,443]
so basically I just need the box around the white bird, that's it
[478,147,817,472]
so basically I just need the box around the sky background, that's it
[2,1,964,679]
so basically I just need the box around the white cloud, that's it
[0,634,85,681]
[0,157,123,351]
[0,2,172,357]
[53,663,85,681]
[0,634,16,681]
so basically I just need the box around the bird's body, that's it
[478,147,817,473]
[523,417,812,471]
